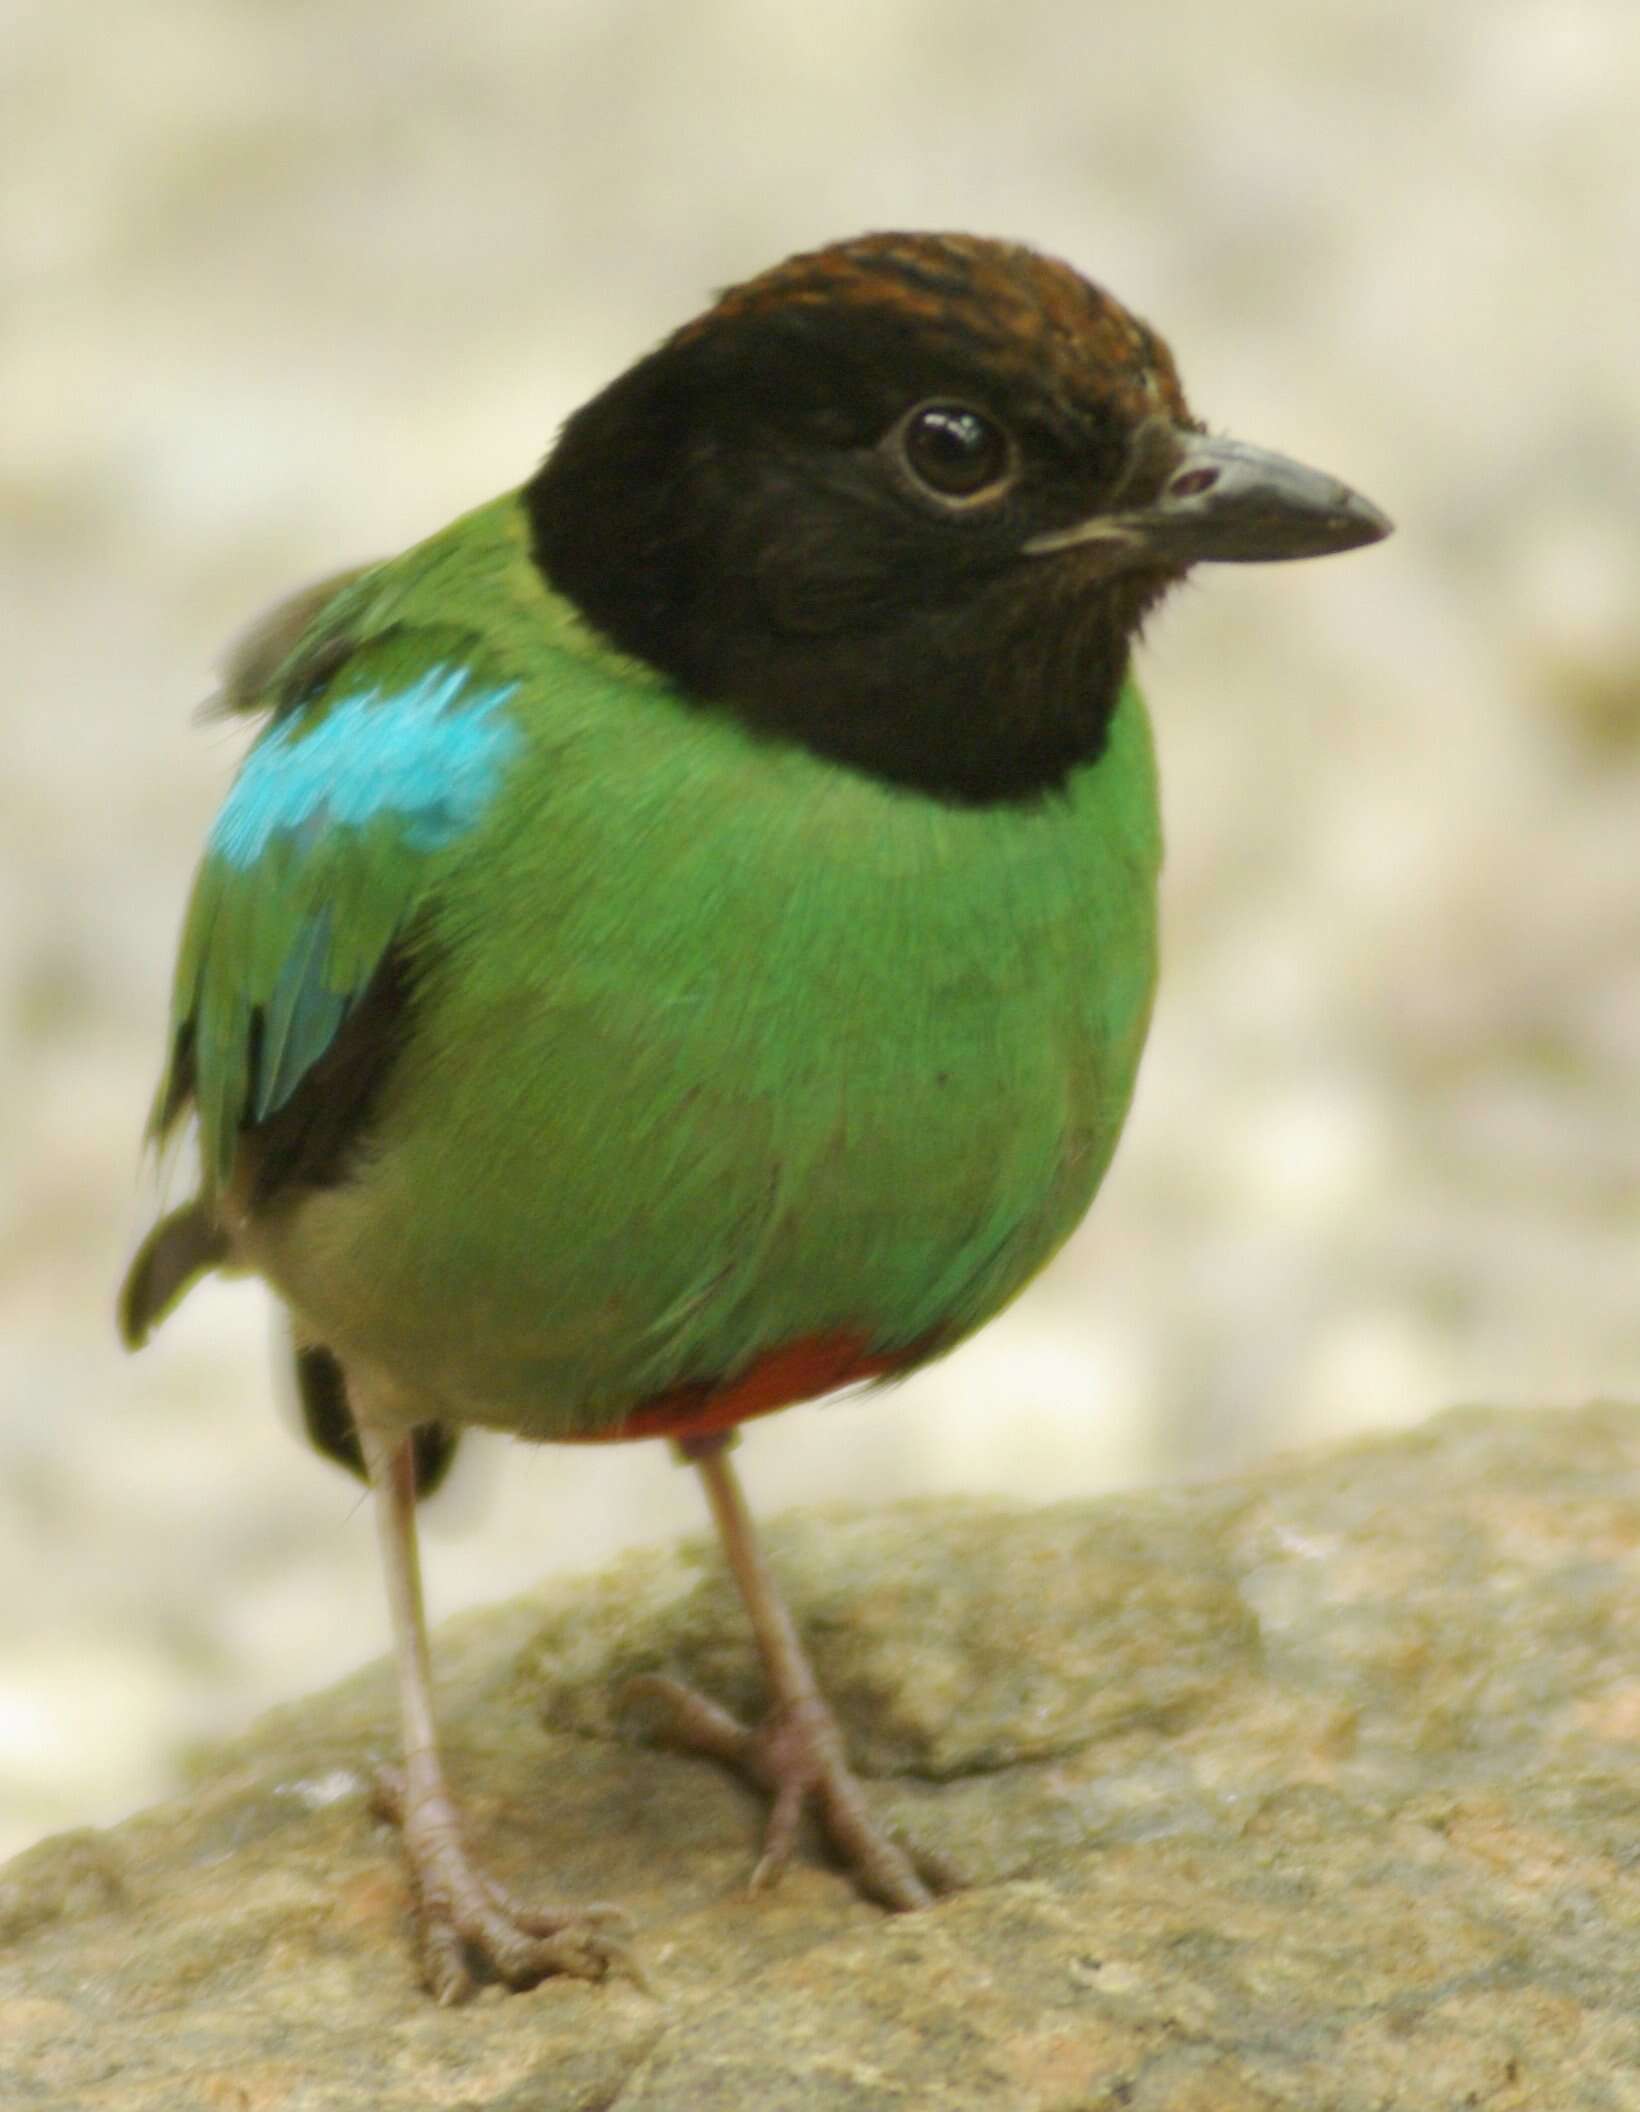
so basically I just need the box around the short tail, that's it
[292,1340,460,1499]
[118,1200,229,1348]
[121,1204,457,1500]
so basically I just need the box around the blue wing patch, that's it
[209,664,522,868]
[157,633,527,1191]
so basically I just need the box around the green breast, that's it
[264,503,1162,1434]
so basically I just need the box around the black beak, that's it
[1024,431,1392,569]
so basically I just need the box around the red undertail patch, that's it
[564,1331,910,1445]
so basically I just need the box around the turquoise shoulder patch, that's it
[209,664,522,869]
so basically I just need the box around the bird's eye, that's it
[896,402,1013,503]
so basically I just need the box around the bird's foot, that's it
[625,1676,953,1911]
[372,1767,639,2004]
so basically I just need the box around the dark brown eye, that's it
[898,402,1012,501]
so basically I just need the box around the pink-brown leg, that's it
[358,1422,634,2002]
[628,1433,949,1910]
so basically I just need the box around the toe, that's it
[747,1772,808,1892]
[622,1674,756,1767]
[420,1911,477,2006]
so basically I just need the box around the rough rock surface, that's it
[5,1403,1640,2110]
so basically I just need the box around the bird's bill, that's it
[1022,432,1392,568]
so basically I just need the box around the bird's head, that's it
[527,233,1389,804]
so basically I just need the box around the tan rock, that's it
[4,1404,1639,2109]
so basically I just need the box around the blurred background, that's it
[2,0,1635,1859]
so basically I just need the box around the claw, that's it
[371,1761,644,2002]
[625,1674,943,1911]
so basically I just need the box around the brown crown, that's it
[676,231,1192,431]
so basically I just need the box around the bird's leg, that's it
[628,1432,946,1911]
[356,1419,632,2002]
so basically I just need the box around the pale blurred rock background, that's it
[1,0,1634,1860]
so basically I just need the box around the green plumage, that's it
[157,493,1160,1437]
[124,233,1389,1991]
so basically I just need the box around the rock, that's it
[4,1403,1640,2109]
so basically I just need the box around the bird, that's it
[120,231,1390,2003]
